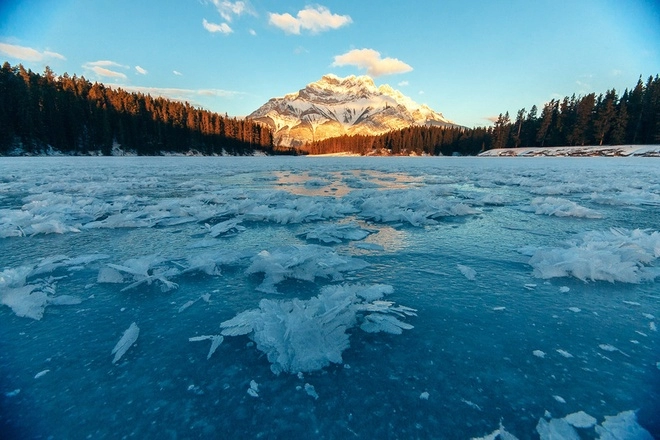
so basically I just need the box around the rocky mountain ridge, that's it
[249,74,458,147]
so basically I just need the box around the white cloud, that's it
[203,18,233,34]
[269,6,351,34]
[0,42,65,62]
[249,29,257,36]
[212,0,254,21]
[106,84,242,107]
[203,19,233,34]
[173,70,183,76]
[135,66,148,75]
[398,80,409,87]
[83,61,128,79]
[332,48,412,77]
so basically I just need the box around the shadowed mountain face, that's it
[249,74,458,147]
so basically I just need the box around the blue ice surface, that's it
[0,156,658,439]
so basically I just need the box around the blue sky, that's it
[1,0,659,127]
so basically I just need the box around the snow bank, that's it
[479,144,660,157]
[246,245,369,293]
[218,283,416,374]
[524,228,660,283]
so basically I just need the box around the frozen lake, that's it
[1,156,658,439]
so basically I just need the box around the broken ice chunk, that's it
[556,349,573,358]
[178,300,196,313]
[526,228,660,283]
[304,383,319,400]
[536,417,579,440]
[360,313,414,334]
[112,322,140,364]
[189,335,224,359]
[219,283,414,374]
[553,395,566,403]
[559,286,570,293]
[533,350,546,358]
[206,218,246,237]
[595,410,653,439]
[419,391,430,400]
[0,277,81,320]
[301,221,372,244]
[34,370,50,379]
[563,410,596,429]
[246,245,369,293]
[457,264,477,280]
[247,380,259,397]
[471,421,519,440]
[568,307,581,313]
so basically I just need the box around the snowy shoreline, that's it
[478,144,660,157]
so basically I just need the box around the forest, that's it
[303,74,660,156]
[0,62,280,156]
[1,62,658,156]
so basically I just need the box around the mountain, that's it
[249,74,458,147]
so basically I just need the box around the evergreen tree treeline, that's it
[0,62,277,155]
[304,75,660,156]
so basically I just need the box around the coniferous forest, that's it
[303,74,660,156]
[0,63,278,156]
[1,62,658,156]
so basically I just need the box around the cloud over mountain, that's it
[333,49,412,77]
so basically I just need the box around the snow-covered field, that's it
[1,156,658,439]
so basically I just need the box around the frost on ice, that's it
[112,322,140,364]
[524,228,660,283]
[246,245,369,293]
[218,283,415,374]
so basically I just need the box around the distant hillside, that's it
[0,62,277,156]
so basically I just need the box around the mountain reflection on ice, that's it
[0,156,658,439]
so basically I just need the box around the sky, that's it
[1,0,659,128]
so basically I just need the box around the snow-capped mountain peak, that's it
[249,74,457,147]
